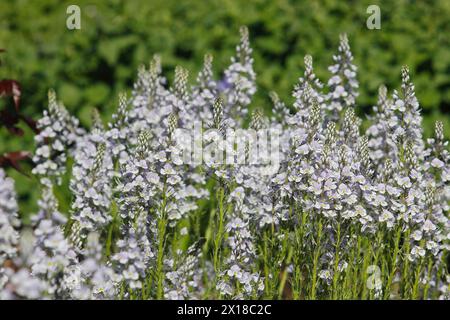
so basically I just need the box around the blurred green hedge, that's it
[1,0,450,214]
[1,0,449,127]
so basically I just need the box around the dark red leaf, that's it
[0,110,39,135]
[19,114,39,133]
[0,79,21,111]
[0,108,23,136]
[7,126,24,136]
[0,151,32,176]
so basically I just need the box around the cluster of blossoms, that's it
[0,27,449,300]
[32,90,85,187]
[164,244,204,300]
[0,169,20,290]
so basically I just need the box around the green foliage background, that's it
[0,0,449,215]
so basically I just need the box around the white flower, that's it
[431,158,444,168]
[319,269,332,280]
[411,246,426,258]
[423,220,437,233]
[380,209,395,228]
[355,205,367,217]
[309,181,322,195]
[229,187,245,203]
[227,265,242,279]
[394,99,405,112]
[412,230,423,241]
[337,183,351,196]
[180,227,188,236]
